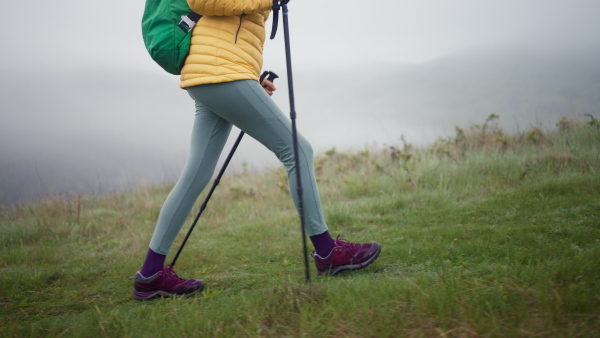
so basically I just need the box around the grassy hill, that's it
[3,46,600,205]
[1,115,599,336]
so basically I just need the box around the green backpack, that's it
[141,0,201,75]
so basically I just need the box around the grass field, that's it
[1,115,599,337]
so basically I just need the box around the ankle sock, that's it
[310,231,335,257]
[140,248,166,277]
[141,233,334,276]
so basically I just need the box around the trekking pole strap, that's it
[270,0,291,40]
[269,0,280,39]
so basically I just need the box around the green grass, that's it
[1,116,599,337]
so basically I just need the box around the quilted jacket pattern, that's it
[180,0,273,88]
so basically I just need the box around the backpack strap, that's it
[179,12,202,33]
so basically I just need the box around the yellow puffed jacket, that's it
[180,0,273,88]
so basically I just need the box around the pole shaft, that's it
[170,131,245,266]
[282,4,311,283]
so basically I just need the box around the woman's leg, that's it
[149,102,233,255]
[133,101,228,299]
[133,80,379,300]
[185,81,385,276]
[186,80,328,237]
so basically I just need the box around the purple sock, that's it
[310,231,335,257]
[140,248,166,277]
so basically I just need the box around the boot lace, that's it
[333,235,364,267]
[161,265,185,282]
[334,235,361,252]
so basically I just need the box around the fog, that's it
[1,1,600,204]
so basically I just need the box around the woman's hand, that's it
[261,79,277,96]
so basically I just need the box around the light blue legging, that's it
[149,80,328,255]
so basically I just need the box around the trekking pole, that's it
[271,0,311,283]
[170,130,244,267]
[170,71,279,267]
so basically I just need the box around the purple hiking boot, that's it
[312,235,381,276]
[130,265,204,301]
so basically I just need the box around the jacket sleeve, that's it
[187,0,273,16]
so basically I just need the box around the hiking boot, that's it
[130,265,204,301]
[312,235,381,276]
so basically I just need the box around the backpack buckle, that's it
[178,15,197,33]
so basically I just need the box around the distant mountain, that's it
[2,46,599,205]
[294,46,600,149]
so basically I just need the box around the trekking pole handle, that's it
[260,70,279,87]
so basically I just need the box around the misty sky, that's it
[3,1,600,70]
[1,0,600,203]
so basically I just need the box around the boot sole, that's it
[317,244,382,276]
[133,284,204,301]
